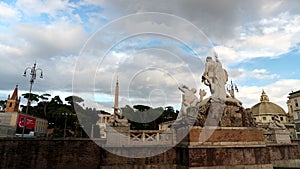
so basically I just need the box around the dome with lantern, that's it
[251,90,287,124]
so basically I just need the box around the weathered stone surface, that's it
[271,130,291,144]
[221,105,242,127]
[101,165,176,169]
[269,144,300,161]
[176,146,271,167]
[105,126,130,146]
[268,142,300,168]
[0,139,300,168]
[180,127,265,143]
[0,125,15,137]
[100,147,176,168]
[0,139,104,169]
[176,164,273,169]
[196,98,256,128]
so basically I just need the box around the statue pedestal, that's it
[105,126,130,146]
[176,126,272,169]
[270,129,291,144]
[177,126,265,146]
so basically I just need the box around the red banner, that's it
[16,115,36,133]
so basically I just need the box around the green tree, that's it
[52,106,74,137]
[0,100,6,111]
[127,105,162,130]
[39,93,51,118]
[21,93,39,114]
[50,95,63,104]
[46,95,67,135]
[22,93,40,103]
[133,105,151,111]
[65,95,84,104]
[65,95,84,113]
[162,106,178,121]
[127,105,178,130]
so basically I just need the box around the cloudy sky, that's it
[1,0,300,113]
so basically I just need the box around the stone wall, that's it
[0,139,176,169]
[176,146,272,168]
[269,140,300,168]
[0,139,104,169]
[1,139,300,168]
[183,127,265,143]
[0,125,15,137]
[100,147,176,169]
[205,128,264,142]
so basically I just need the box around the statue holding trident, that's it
[202,54,228,102]
[201,54,228,125]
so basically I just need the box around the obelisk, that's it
[113,77,119,115]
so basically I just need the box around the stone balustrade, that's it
[129,130,173,145]
[105,126,174,146]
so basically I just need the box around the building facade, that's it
[5,85,20,113]
[0,86,48,137]
[287,90,300,137]
[96,79,118,138]
[251,90,288,125]
[287,90,300,120]
[96,114,113,138]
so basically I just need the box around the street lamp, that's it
[22,62,43,138]
[48,122,54,128]
[62,112,70,138]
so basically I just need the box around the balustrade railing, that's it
[129,130,173,145]
[105,126,175,146]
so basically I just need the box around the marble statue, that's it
[199,89,206,102]
[113,107,129,127]
[201,55,228,126]
[268,114,286,130]
[177,84,199,123]
[202,56,228,102]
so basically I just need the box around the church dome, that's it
[251,90,286,116]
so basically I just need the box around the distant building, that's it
[0,112,18,137]
[5,85,20,113]
[251,90,288,125]
[287,90,300,120]
[0,85,48,137]
[158,120,175,130]
[96,113,113,138]
[287,90,300,137]
[251,90,296,138]
[96,78,118,138]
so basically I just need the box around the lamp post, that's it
[22,62,43,138]
[62,112,70,139]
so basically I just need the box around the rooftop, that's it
[251,90,286,116]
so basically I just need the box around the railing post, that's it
[142,132,145,142]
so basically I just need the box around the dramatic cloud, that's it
[236,79,300,111]
[0,0,300,113]
[249,69,280,80]
[0,2,19,21]
[12,22,87,58]
[15,0,69,17]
